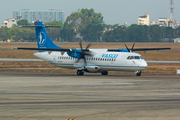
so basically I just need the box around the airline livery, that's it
[13,21,171,76]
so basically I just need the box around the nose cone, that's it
[141,60,148,69]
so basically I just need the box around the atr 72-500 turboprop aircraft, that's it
[12,21,171,76]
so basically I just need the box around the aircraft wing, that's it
[14,47,71,52]
[130,48,171,51]
[19,25,61,28]
[108,47,171,52]
[2,47,171,52]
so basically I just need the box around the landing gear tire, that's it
[101,71,108,75]
[77,70,84,76]
[136,71,141,76]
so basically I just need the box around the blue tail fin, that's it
[34,21,63,49]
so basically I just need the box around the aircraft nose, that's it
[142,60,148,68]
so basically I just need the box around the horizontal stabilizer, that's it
[19,25,43,28]
[45,26,61,28]
[19,25,61,28]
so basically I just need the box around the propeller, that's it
[75,40,92,66]
[124,42,135,52]
[124,43,130,52]
[131,42,135,50]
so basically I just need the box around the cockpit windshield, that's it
[127,56,144,60]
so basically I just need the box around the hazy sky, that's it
[1,0,180,25]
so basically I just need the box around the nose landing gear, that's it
[136,71,141,76]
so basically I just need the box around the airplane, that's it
[12,21,171,76]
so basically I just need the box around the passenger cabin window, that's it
[127,56,143,60]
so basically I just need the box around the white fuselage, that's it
[34,49,147,73]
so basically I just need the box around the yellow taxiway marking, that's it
[1,115,54,120]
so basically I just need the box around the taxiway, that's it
[0,71,180,120]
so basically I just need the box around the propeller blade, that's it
[132,42,135,50]
[83,57,87,66]
[75,40,92,67]
[86,43,92,49]
[79,40,83,50]
[124,43,130,52]
[75,58,80,63]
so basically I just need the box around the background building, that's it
[13,9,65,23]
[138,13,149,26]
[159,17,170,27]
[150,20,158,25]
[1,18,17,28]
[174,38,180,43]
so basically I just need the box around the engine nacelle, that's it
[67,49,82,58]
[85,66,100,73]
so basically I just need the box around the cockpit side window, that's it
[130,56,134,59]
[135,56,140,59]
[140,56,144,59]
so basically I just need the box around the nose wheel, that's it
[136,71,141,76]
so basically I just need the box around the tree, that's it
[126,24,147,42]
[164,27,174,41]
[12,27,36,42]
[80,24,104,42]
[9,25,20,40]
[64,12,91,32]
[17,19,31,26]
[48,28,61,41]
[64,8,104,33]
[60,28,76,42]
[0,28,8,41]
[81,8,103,24]
[149,25,163,42]
[102,30,113,42]
[44,20,64,27]
[112,26,127,42]
[174,26,180,38]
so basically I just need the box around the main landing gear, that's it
[101,71,108,75]
[136,71,142,76]
[77,70,84,76]
[77,70,108,76]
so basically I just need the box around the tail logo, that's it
[38,32,46,46]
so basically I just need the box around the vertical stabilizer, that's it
[34,21,63,49]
